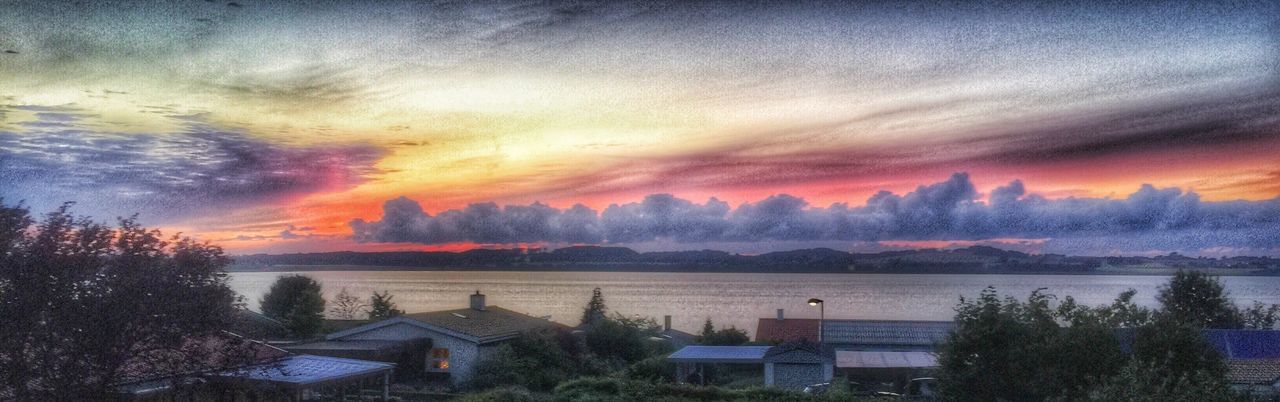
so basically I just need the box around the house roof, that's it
[823,320,953,347]
[1203,330,1280,359]
[764,341,835,364]
[755,318,953,347]
[1227,359,1280,385]
[284,340,407,352]
[756,318,819,343]
[328,306,564,344]
[836,351,938,369]
[667,346,773,363]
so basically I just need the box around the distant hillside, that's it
[228,246,1280,275]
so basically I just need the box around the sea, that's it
[227,271,1280,337]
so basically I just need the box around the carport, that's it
[667,346,772,385]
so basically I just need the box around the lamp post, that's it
[807,298,824,344]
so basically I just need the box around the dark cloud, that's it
[350,173,1280,255]
[0,109,385,220]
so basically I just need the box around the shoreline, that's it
[225,265,1278,277]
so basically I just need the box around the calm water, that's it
[227,271,1280,337]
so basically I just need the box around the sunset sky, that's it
[1,1,1278,256]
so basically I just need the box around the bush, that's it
[470,330,580,392]
[624,356,676,383]
[451,385,547,402]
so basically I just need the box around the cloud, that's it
[0,108,385,220]
[349,173,1280,255]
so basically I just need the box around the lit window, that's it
[429,348,450,371]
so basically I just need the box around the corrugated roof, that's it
[836,351,938,369]
[823,320,953,347]
[668,346,773,363]
[214,355,392,386]
[1227,359,1280,385]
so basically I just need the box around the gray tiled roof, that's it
[404,306,564,341]
[822,320,953,347]
[1227,359,1280,385]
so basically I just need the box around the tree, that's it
[328,287,368,320]
[1156,270,1239,329]
[1241,301,1280,329]
[260,275,326,337]
[936,287,1127,401]
[584,313,660,364]
[469,329,580,392]
[0,202,241,399]
[367,290,403,320]
[581,287,607,326]
[695,318,750,346]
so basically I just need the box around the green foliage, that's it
[367,290,403,320]
[551,377,849,402]
[939,273,1245,402]
[259,275,326,337]
[0,202,241,399]
[695,319,750,346]
[1093,359,1234,402]
[471,329,582,392]
[1241,301,1280,329]
[1157,270,1240,329]
[451,385,547,402]
[624,356,676,383]
[584,313,660,364]
[1130,318,1227,388]
[580,287,607,326]
[936,287,1128,401]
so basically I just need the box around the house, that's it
[653,315,698,348]
[298,291,565,385]
[755,311,950,390]
[763,342,835,390]
[755,310,952,351]
[667,342,835,391]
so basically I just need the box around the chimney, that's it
[777,309,785,321]
[470,290,486,311]
[664,315,672,332]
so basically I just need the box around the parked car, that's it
[903,377,938,400]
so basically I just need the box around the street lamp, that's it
[807,298,824,343]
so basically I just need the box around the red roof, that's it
[755,318,819,343]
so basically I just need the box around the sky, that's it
[1,0,1278,257]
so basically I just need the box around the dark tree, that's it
[367,290,403,320]
[0,202,241,399]
[1241,301,1280,329]
[260,275,326,337]
[328,287,368,320]
[580,287,607,326]
[936,287,1127,401]
[584,313,659,364]
[1156,270,1240,329]
[695,319,749,346]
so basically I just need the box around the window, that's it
[429,348,450,371]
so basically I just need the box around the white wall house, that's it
[322,292,564,385]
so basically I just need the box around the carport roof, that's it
[667,346,773,363]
